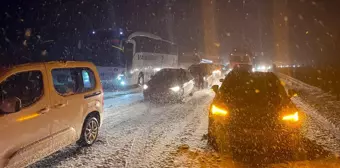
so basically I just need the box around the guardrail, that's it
[276,72,322,91]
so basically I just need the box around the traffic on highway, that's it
[1,1,340,168]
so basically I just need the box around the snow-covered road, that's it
[31,89,213,168]
[30,79,340,168]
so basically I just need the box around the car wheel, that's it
[208,119,230,154]
[77,116,99,146]
[138,75,144,86]
[143,94,150,101]
[290,132,303,159]
[208,119,217,148]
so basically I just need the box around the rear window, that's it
[52,68,96,96]
[220,71,288,105]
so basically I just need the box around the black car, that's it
[143,68,195,102]
[208,70,302,155]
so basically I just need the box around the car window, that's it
[52,68,96,96]
[52,69,79,96]
[81,68,96,92]
[0,71,43,109]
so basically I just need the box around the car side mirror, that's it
[288,89,298,98]
[0,97,22,114]
[211,85,219,93]
[219,79,224,82]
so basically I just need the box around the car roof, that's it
[8,61,95,69]
[228,71,276,78]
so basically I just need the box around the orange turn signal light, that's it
[282,112,299,122]
[211,105,228,116]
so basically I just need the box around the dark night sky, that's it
[1,0,340,65]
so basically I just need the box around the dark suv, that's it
[208,70,302,156]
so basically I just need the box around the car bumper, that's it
[143,90,182,101]
[209,116,301,149]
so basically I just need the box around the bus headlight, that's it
[120,81,126,86]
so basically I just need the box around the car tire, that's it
[208,119,217,149]
[77,116,99,146]
[289,132,302,159]
[208,119,230,154]
[138,75,144,86]
[144,94,150,101]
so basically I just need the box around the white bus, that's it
[85,29,126,89]
[86,31,178,88]
[123,32,179,86]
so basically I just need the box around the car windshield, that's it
[1,0,340,167]
[150,69,182,84]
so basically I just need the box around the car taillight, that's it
[282,112,299,122]
[211,104,228,116]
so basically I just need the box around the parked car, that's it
[208,70,302,156]
[0,61,104,168]
[143,68,195,102]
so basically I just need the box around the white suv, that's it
[0,61,104,168]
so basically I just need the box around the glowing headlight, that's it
[154,68,161,72]
[211,105,228,116]
[117,74,124,80]
[170,86,180,92]
[213,70,221,74]
[143,84,148,90]
[120,81,125,85]
[282,112,299,121]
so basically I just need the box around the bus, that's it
[85,28,126,89]
[123,32,179,86]
[85,30,178,88]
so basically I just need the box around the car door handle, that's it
[38,107,50,114]
[55,103,66,108]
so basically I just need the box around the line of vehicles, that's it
[0,59,303,167]
[0,30,302,167]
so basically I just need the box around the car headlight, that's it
[143,84,148,90]
[211,104,228,116]
[120,81,125,86]
[282,112,299,121]
[117,74,124,81]
[170,86,180,92]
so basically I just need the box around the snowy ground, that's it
[29,75,340,168]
